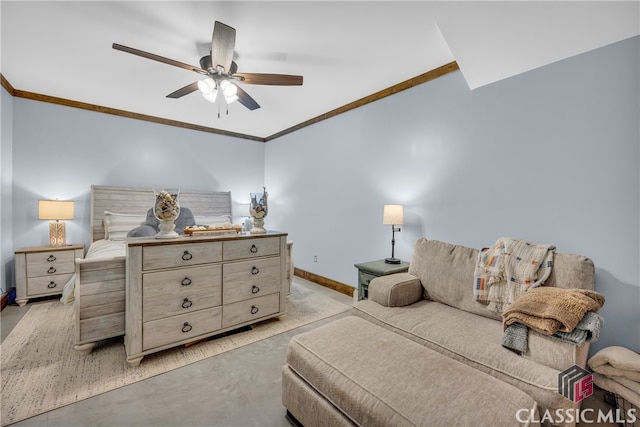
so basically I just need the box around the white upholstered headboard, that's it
[90,185,232,242]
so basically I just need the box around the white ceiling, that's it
[1,1,638,140]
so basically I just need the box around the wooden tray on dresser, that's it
[183,227,241,237]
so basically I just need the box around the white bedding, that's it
[60,239,126,305]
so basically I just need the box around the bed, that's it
[72,185,234,354]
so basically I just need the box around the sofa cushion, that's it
[287,316,539,427]
[409,238,502,321]
[352,299,582,414]
[408,238,596,322]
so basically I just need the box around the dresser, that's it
[125,232,288,366]
[14,244,84,306]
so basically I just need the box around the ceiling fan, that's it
[113,21,303,114]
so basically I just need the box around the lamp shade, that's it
[383,204,404,225]
[39,200,74,220]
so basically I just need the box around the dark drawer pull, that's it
[47,281,57,289]
[181,322,192,333]
[251,305,259,315]
[47,267,57,274]
[182,251,193,261]
[47,255,56,262]
[251,266,260,275]
[181,277,192,286]
[251,285,260,294]
[181,298,193,309]
[250,244,258,253]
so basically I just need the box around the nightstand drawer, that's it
[142,242,222,270]
[143,306,222,350]
[223,237,280,261]
[28,273,73,295]
[26,250,75,277]
[222,292,280,328]
[223,257,281,304]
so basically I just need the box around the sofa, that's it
[282,238,597,427]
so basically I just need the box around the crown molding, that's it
[1,61,459,143]
[264,61,459,141]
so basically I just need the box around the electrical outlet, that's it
[314,255,318,262]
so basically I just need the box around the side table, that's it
[14,244,85,306]
[354,259,409,301]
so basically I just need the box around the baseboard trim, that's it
[294,268,354,298]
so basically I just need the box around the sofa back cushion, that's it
[408,238,595,321]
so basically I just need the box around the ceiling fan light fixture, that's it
[197,78,216,95]
[224,94,239,104]
[220,80,237,97]
[201,89,218,103]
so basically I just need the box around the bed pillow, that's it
[103,211,147,241]
[127,225,157,238]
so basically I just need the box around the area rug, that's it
[1,282,350,425]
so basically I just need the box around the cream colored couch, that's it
[283,238,596,426]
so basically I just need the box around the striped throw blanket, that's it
[473,237,555,313]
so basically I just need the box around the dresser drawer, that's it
[144,286,222,322]
[143,306,222,350]
[223,237,280,261]
[222,292,280,328]
[142,242,222,271]
[26,250,75,277]
[27,273,73,296]
[223,257,281,304]
[143,265,222,298]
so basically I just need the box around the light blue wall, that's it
[10,100,266,252]
[1,87,14,293]
[4,36,638,354]
[265,36,640,354]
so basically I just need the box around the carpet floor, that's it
[1,283,350,426]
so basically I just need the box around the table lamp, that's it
[39,200,74,246]
[383,204,403,264]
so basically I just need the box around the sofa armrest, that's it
[524,330,591,371]
[369,272,423,307]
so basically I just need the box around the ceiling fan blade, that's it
[166,82,199,99]
[234,73,303,86]
[235,86,260,111]
[210,21,236,73]
[113,43,207,75]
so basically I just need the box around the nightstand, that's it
[14,244,85,306]
[354,259,409,301]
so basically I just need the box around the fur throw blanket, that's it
[589,346,640,382]
[474,237,555,313]
[589,346,640,407]
[502,287,605,335]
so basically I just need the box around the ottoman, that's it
[283,316,540,427]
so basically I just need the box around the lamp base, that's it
[49,221,67,247]
[385,257,401,264]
